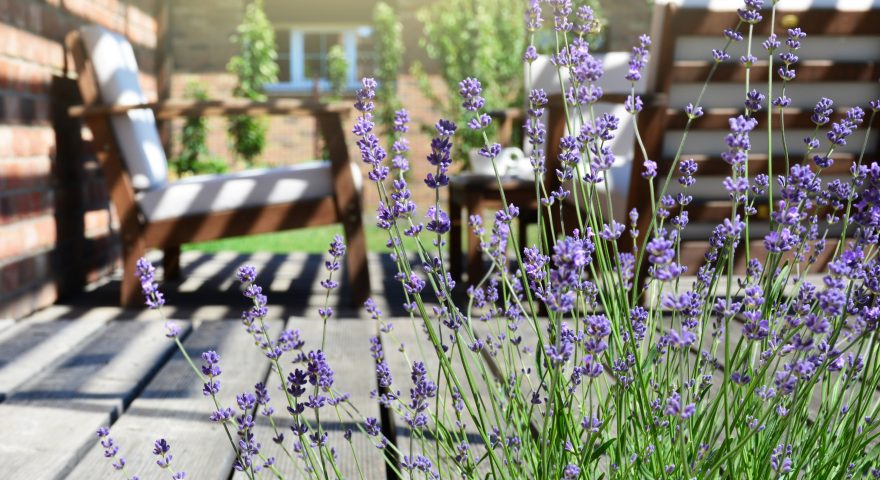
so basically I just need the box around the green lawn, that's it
[182,220,538,254]
[181,223,415,253]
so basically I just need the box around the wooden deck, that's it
[0,314,400,479]
[0,250,842,478]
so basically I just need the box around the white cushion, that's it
[136,161,363,222]
[80,25,168,191]
[528,52,648,96]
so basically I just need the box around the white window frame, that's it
[265,25,370,94]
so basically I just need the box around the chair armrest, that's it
[68,98,350,120]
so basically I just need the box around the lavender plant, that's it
[97,1,880,478]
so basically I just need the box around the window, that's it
[267,26,375,93]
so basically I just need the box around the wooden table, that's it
[449,174,541,285]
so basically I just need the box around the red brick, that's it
[0,0,160,319]
[0,215,56,260]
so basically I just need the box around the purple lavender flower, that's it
[406,361,437,429]
[647,229,686,281]
[96,427,127,471]
[685,103,703,119]
[201,350,221,396]
[135,257,164,309]
[523,44,538,63]
[152,438,177,473]
[744,89,765,112]
[713,49,731,62]
[365,417,381,436]
[424,119,456,189]
[393,108,409,133]
[549,0,573,32]
[827,106,864,146]
[812,97,834,126]
[353,78,390,182]
[737,0,764,24]
[575,5,597,35]
[724,28,743,42]
[164,321,181,339]
[526,0,542,32]
[425,206,451,234]
[642,159,657,179]
[563,464,581,479]
[306,350,335,392]
[771,444,793,473]
[525,89,549,172]
[459,77,485,113]
[626,34,651,82]
[762,33,780,52]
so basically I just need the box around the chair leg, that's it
[164,245,181,281]
[120,239,147,308]
[342,210,371,308]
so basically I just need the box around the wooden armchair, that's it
[628,0,880,273]
[66,26,370,307]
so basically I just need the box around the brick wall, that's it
[0,0,160,319]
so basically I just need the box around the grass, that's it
[182,219,540,254]
[182,223,418,254]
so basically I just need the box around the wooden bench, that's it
[66,26,370,307]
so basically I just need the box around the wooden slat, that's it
[66,320,281,480]
[236,318,387,479]
[671,61,880,83]
[0,317,110,402]
[657,152,857,176]
[672,9,880,36]
[68,98,350,120]
[665,108,852,130]
[0,320,187,480]
[381,317,504,477]
[142,197,341,246]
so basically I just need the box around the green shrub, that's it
[171,82,227,177]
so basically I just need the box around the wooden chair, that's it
[628,0,880,273]
[531,52,647,226]
[65,26,370,307]
[448,52,644,284]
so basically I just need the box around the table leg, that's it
[466,199,484,286]
[449,193,463,284]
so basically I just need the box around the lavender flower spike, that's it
[135,257,165,309]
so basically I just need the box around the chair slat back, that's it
[633,2,880,217]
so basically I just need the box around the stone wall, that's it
[0,0,160,318]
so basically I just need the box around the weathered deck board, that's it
[236,318,387,479]
[0,317,110,401]
[66,319,280,480]
[381,317,500,477]
[0,319,186,480]
[0,318,14,333]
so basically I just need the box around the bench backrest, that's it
[79,25,167,191]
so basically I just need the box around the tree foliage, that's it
[326,45,349,100]
[416,0,526,158]
[227,0,278,166]
[372,2,404,138]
